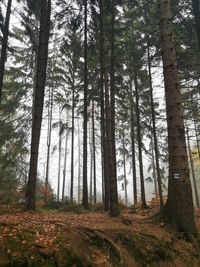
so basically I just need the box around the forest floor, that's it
[0,205,200,267]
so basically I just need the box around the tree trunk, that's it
[151,136,159,202]
[70,81,75,202]
[89,120,93,203]
[25,0,51,210]
[45,85,54,203]
[92,100,97,203]
[192,0,200,52]
[78,119,81,204]
[31,52,38,121]
[62,112,69,203]
[194,120,200,160]
[100,0,109,211]
[0,0,12,104]
[186,127,200,208]
[158,0,198,234]
[110,0,117,187]
[108,0,120,217]
[123,135,128,206]
[130,79,137,205]
[134,72,147,209]
[57,106,62,202]
[147,42,164,209]
[82,0,88,209]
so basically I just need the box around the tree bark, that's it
[62,112,69,203]
[89,120,93,203]
[57,106,62,202]
[158,0,198,234]
[147,42,164,208]
[123,135,128,206]
[151,136,159,202]
[82,0,88,209]
[134,72,147,209]
[108,0,120,217]
[45,85,54,203]
[192,0,200,52]
[194,120,200,160]
[130,79,137,205]
[25,0,51,210]
[110,0,117,187]
[70,80,75,202]
[186,127,200,208]
[100,0,109,211]
[92,100,97,203]
[78,119,81,204]
[0,0,12,104]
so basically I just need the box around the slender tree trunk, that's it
[62,112,69,203]
[123,135,128,206]
[100,0,108,208]
[158,0,197,234]
[82,0,88,209]
[110,0,117,186]
[45,85,54,203]
[134,72,147,209]
[147,42,164,209]
[32,52,38,120]
[57,106,62,202]
[92,100,97,203]
[104,69,112,211]
[192,0,200,52]
[25,0,51,210]
[130,79,137,205]
[78,120,81,204]
[194,120,200,160]
[108,0,120,217]
[192,0,200,95]
[70,82,75,202]
[89,120,93,203]
[151,136,158,202]
[0,0,12,104]
[186,127,200,208]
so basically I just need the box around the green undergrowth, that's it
[0,203,23,215]
[41,202,106,214]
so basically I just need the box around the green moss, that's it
[56,247,85,267]
[91,235,120,265]
[117,232,174,266]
